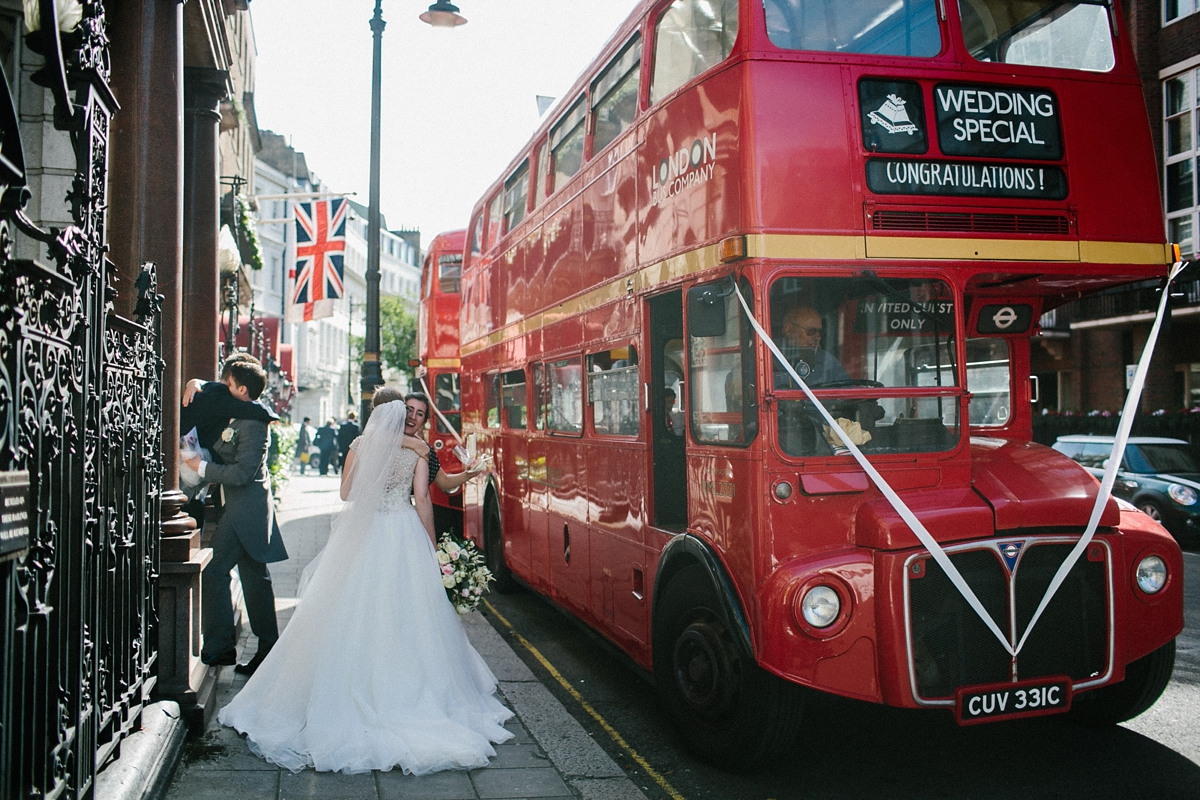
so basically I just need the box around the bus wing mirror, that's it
[688,286,728,338]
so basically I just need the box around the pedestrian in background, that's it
[337,412,360,474]
[313,419,337,476]
[296,417,313,475]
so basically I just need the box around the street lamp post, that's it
[361,0,467,427]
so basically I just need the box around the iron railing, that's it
[0,3,163,798]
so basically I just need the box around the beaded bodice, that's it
[349,437,418,511]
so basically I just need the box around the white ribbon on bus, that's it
[733,261,1186,658]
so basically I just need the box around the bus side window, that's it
[548,357,583,435]
[592,34,642,153]
[469,212,484,255]
[421,255,434,299]
[503,161,530,234]
[435,372,462,435]
[501,369,528,429]
[438,253,462,294]
[486,193,503,250]
[550,98,587,194]
[588,347,640,436]
[687,278,757,445]
[533,362,548,430]
[533,141,549,209]
[965,338,1010,427]
[484,372,501,429]
[650,0,739,104]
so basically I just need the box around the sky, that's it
[250,0,642,241]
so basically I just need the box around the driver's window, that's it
[769,276,960,457]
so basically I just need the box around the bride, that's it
[218,388,513,775]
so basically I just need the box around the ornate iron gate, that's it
[0,3,163,798]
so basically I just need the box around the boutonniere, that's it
[221,426,236,443]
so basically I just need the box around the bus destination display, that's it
[935,83,1063,160]
[866,158,1068,200]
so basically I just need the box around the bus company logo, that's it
[999,541,1024,573]
[651,132,717,206]
[868,94,919,136]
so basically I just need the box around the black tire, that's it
[654,565,803,771]
[1071,639,1176,725]
[484,498,518,594]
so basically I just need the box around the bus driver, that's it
[774,305,849,388]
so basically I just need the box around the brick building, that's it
[1033,1,1200,415]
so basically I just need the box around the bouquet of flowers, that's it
[435,532,494,614]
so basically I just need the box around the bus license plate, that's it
[956,678,1071,725]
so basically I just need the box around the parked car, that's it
[1052,435,1200,543]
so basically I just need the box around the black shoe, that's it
[234,646,272,676]
[202,650,237,666]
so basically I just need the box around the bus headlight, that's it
[799,585,841,628]
[1167,483,1197,506]
[1135,556,1168,595]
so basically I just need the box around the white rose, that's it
[436,551,450,565]
[441,574,456,588]
[221,427,235,443]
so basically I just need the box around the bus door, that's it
[648,292,687,529]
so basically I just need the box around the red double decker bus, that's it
[416,229,467,535]
[458,0,1185,767]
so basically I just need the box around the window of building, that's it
[650,0,739,104]
[766,0,940,56]
[484,372,500,428]
[501,369,527,428]
[592,35,642,153]
[687,279,757,445]
[550,98,587,194]
[958,0,1114,71]
[588,347,639,436]
[503,161,530,233]
[438,253,462,294]
[1166,69,1197,256]
[1166,0,1199,24]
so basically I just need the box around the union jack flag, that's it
[287,198,347,322]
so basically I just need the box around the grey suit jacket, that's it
[206,419,288,564]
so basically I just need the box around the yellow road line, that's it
[483,599,686,800]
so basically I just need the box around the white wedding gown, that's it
[218,444,513,774]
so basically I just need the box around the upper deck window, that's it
[650,0,739,104]
[592,34,642,153]
[958,0,1115,72]
[469,213,484,255]
[438,253,462,294]
[764,0,941,57]
[769,276,960,457]
[550,98,587,194]
[503,161,529,234]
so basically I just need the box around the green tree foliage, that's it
[380,296,418,377]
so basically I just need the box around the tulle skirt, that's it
[218,505,514,775]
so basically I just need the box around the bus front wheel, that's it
[484,499,518,594]
[654,565,803,771]
[1071,639,1175,725]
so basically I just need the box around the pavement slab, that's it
[163,473,647,800]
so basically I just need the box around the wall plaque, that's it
[0,471,30,561]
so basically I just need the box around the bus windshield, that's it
[958,0,1115,72]
[769,275,960,457]
[764,0,942,57]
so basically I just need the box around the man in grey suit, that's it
[184,357,288,675]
